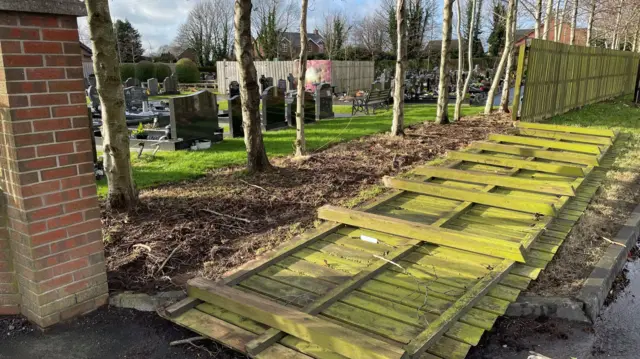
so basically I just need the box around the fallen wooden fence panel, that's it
[159,123,621,359]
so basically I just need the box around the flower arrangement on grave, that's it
[132,122,148,139]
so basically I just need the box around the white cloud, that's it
[79,0,377,53]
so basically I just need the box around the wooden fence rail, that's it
[513,39,640,122]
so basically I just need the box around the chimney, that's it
[314,29,319,35]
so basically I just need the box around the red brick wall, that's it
[0,11,107,327]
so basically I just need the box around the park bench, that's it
[352,89,390,115]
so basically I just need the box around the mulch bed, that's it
[103,115,513,293]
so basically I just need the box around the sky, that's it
[77,0,378,54]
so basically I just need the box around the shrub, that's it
[135,61,156,82]
[120,63,136,83]
[175,58,200,83]
[155,63,172,82]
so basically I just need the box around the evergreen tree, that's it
[255,4,282,60]
[406,0,430,59]
[388,6,397,54]
[487,1,506,57]
[114,19,144,63]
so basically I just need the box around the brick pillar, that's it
[0,2,108,327]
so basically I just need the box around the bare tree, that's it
[435,0,454,124]
[485,0,516,114]
[175,0,233,65]
[295,0,308,157]
[554,0,563,42]
[586,0,597,45]
[535,0,543,37]
[392,0,407,135]
[543,0,554,39]
[85,0,137,210]
[353,14,388,57]
[252,0,298,59]
[455,0,478,121]
[319,12,350,60]
[235,0,271,172]
[570,0,578,44]
[500,0,517,112]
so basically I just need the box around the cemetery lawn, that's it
[96,104,483,196]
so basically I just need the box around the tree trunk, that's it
[543,0,554,40]
[554,0,563,42]
[485,0,516,114]
[535,0,543,38]
[295,0,308,156]
[235,0,271,172]
[612,0,622,49]
[500,0,517,112]
[455,0,476,121]
[436,0,454,124]
[85,0,137,211]
[633,26,639,52]
[570,0,578,44]
[392,0,407,134]
[586,0,596,46]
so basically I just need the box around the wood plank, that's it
[382,176,557,215]
[188,278,405,359]
[164,297,201,317]
[515,122,616,137]
[403,259,514,358]
[516,128,612,145]
[471,141,599,166]
[488,134,602,154]
[222,190,403,286]
[411,167,575,196]
[246,241,419,356]
[317,205,527,262]
[448,151,585,177]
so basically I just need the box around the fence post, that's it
[511,44,527,122]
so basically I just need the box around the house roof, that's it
[426,39,473,52]
[515,28,535,42]
[281,32,324,48]
[80,42,92,55]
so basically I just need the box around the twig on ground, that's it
[169,336,207,346]
[132,244,152,252]
[239,179,267,192]
[602,236,627,247]
[200,209,251,223]
[154,243,183,275]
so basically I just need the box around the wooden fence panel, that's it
[519,39,640,122]
[216,61,374,95]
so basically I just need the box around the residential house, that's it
[515,18,587,46]
[278,30,325,60]
[178,48,199,64]
[80,42,94,77]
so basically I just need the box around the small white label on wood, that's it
[360,235,378,244]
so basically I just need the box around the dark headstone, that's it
[229,81,240,98]
[285,91,316,126]
[124,86,148,111]
[287,73,295,91]
[88,85,100,112]
[147,78,159,96]
[125,77,140,87]
[163,73,179,95]
[372,81,383,90]
[84,77,90,89]
[315,83,334,120]
[259,75,267,93]
[87,108,98,164]
[228,95,243,138]
[88,74,96,88]
[265,77,274,88]
[277,79,287,91]
[169,90,222,142]
[260,86,287,131]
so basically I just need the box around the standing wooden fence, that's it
[514,39,640,122]
[216,60,374,95]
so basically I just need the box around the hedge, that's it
[135,61,156,82]
[155,63,172,82]
[120,63,136,82]
[175,58,200,83]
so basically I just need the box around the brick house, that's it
[515,18,587,46]
[277,30,325,60]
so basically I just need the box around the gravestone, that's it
[125,77,140,87]
[169,90,222,142]
[229,81,240,98]
[124,86,148,111]
[84,77,90,89]
[163,73,179,95]
[315,83,334,120]
[265,77,274,89]
[372,81,383,90]
[88,85,100,113]
[147,78,159,96]
[227,95,243,138]
[285,91,316,126]
[259,75,267,93]
[277,79,287,91]
[260,86,287,131]
[88,74,96,88]
[287,73,295,91]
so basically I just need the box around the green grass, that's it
[96,104,483,196]
[545,96,640,134]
